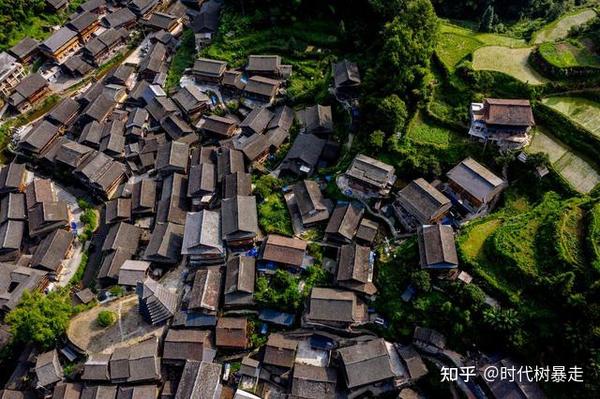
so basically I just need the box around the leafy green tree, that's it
[410,270,432,292]
[6,290,73,350]
[369,130,386,149]
[97,310,116,328]
[377,95,408,135]
[254,175,283,199]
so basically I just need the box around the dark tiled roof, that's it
[192,58,227,77]
[102,8,136,28]
[30,229,74,272]
[143,222,184,264]
[216,148,244,182]
[247,55,281,73]
[337,338,395,389]
[345,154,395,189]
[67,11,98,33]
[396,178,451,225]
[19,120,60,155]
[325,202,363,242]
[131,178,157,214]
[200,115,237,138]
[174,361,222,399]
[417,224,459,269]
[40,27,77,53]
[221,196,258,240]
[446,157,506,203]
[216,317,248,348]
[102,222,141,253]
[483,98,534,126]
[240,107,273,135]
[263,333,297,368]
[0,193,26,223]
[222,172,251,199]
[333,59,361,88]
[244,75,279,98]
[188,268,222,312]
[187,163,215,197]
[8,37,40,60]
[35,349,63,387]
[181,210,223,256]
[307,287,366,325]
[163,329,213,363]
[261,234,307,267]
[136,278,177,325]
[224,255,255,298]
[297,105,333,134]
[105,197,131,224]
[0,162,26,193]
[46,97,80,126]
[292,364,337,399]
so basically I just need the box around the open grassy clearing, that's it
[528,128,600,193]
[407,111,469,148]
[437,21,526,69]
[538,40,600,68]
[533,8,598,44]
[542,96,600,137]
[472,46,548,85]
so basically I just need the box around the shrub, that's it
[97,310,116,328]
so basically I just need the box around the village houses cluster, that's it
[0,0,546,399]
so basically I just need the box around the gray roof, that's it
[25,178,55,208]
[282,134,325,174]
[10,73,48,103]
[417,224,459,269]
[292,364,337,399]
[0,263,46,312]
[307,287,364,325]
[19,120,60,154]
[396,178,451,225]
[163,329,213,363]
[221,196,258,240]
[0,193,26,223]
[55,140,93,169]
[193,58,227,78]
[156,173,188,225]
[216,148,244,182]
[27,201,69,237]
[30,229,74,272]
[161,114,193,140]
[46,97,80,126]
[263,333,297,368]
[244,75,279,98]
[446,157,506,203]
[175,361,222,399]
[81,385,117,399]
[333,59,361,88]
[188,268,222,312]
[182,210,223,256]
[118,260,150,287]
[325,202,363,242]
[187,163,215,197]
[345,154,395,189]
[293,180,328,218]
[143,222,184,264]
[105,197,131,224]
[82,94,116,123]
[297,105,333,134]
[240,107,273,135]
[337,243,371,284]
[8,37,40,60]
[0,162,26,193]
[131,178,157,213]
[102,7,136,28]
[222,172,251,199]
[0,220,25,252]
[102,222,141,253]
[35,349,63,387]
[136,278,177,325]
[172,85,210,113]
[98,248,133,281]
[201,115,237,138]
[79,121,104,147]
[40,26,77,53]
[247,55,281,73]
[224,255,255,296]
[81,353,111,381]
[156,141,189,173]
[67,11,98,33]
[139,42,167,76]
[337,338,395,389]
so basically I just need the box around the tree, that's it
[377,95,408,135]
[479,5,495,32]
[410,270,432,292]
[366,0,438,97]
[5,290,73,350]
[97,310,117,328]
[369,130,386,149]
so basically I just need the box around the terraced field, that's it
[528,128,600,193]
[542,96,600,137]
[538,40,600,68]
[437,22,526,70]
[407,111,468,148]
[555,200,586,268]
[534,8,598,44]
[472,46,548,85]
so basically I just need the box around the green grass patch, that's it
[533,8,598,44]
[472,46,547,85]
[407,111,469,148]
[542,96,600,138]
[0,12,67,51]
[437,21,526,70]
[258,193,294,236]
[555,200,587,268]
[538,40,600,68]
[165,28,196,91]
